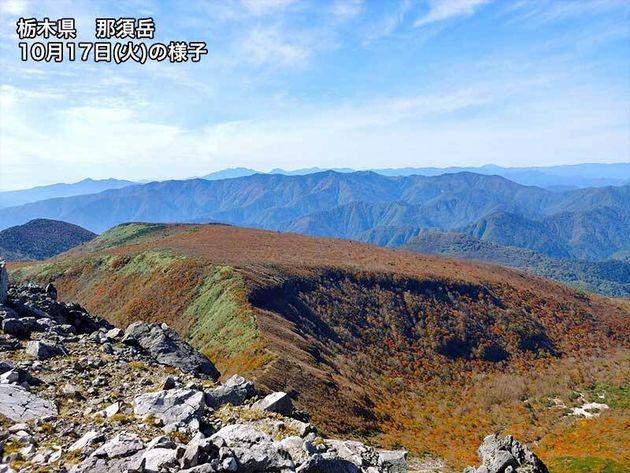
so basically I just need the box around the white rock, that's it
[69,431,103,452]
[0,384,58,422]
[134,388,205,426]
[251,391,294,416]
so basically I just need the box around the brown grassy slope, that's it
[9,223,630,470]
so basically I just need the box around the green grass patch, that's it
[184,266,273,374]
[550,457,629,473]
[592,383,630,409]
[85,223,168,251]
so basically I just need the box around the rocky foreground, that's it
[0,261,548,473]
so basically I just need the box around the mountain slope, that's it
[0,178,134,207]
[404,231,630,297]
[0,218,96,261]
[10,223,630,470]
[460,206,630,260]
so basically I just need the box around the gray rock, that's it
[251,391,294,416]
[69,430,105,452]
[210,424,294,473]
[280,436,310,466]
[62,382,81,398]
[146,435,176,450]
[0,334,21,352]
[104,401,120,418]
[25,340,62,360]
[296,454,360,473]
[141,447,179,472]
[45,283,57,300]
[105,327,123,340]
[324,439,380,468]
[134,388,205,426]
[180,464,221,473]
[465,434,549,473]
[205,374,255,407]
[2,318,33,339]
[0,261,8,305]
[71,433,146,473]
[123,321,220,380]
[378,450,408,473]
[92,432,145,459]
[0,305,18,322]
[0,384,58,421]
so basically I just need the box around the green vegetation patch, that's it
[550,457,629,473]
[184,266,271,373]
[592,383,630,410]
[116,251,182,275]
[86,223,168,251]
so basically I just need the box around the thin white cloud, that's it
[414,0,492,27]
[241,25,310,68]
[0,0,28,16]
[332,0,364,19]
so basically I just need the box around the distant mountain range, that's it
[0,171,627,257]
[0,178,134,207]
[3,163,628,206]
[2,169,628,295]
[404,231,630,297]
[0,219,96,261]
[201,162,630,189]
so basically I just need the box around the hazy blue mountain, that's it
[201,168,258,180]
[460,205,630,261]
[269,167,356,175]
[371,162,630,188]
[0,172,627,263]
[404,231,630,297]
[199,163,630,188]
[0,178,134,207]
[0,219,96,261]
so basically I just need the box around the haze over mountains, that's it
[202,162,630,190]
[1,165,628,296]
[2,171,627,253]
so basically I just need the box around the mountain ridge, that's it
[10,222,630,471]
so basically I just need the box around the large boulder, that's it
[379,450,408,473]
[205,374,255,407]
[70,432,146,473]
[133,388,205,426]
[26,340,63,360]
[324,439,380,469]
[123,321,220,380]
[251,391,294,416]
[464,434,549,473]
[0,261,8,305]
[0,383,58,421]
[210,424,294,472]
[2,317,34,338]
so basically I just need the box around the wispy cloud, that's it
[414,0,492,27]
[332,0,364,20]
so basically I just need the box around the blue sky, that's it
[0,0,629,190]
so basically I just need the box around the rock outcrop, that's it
[0,271,408,472]
[123,321,221,380]
[464,434,549,473]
